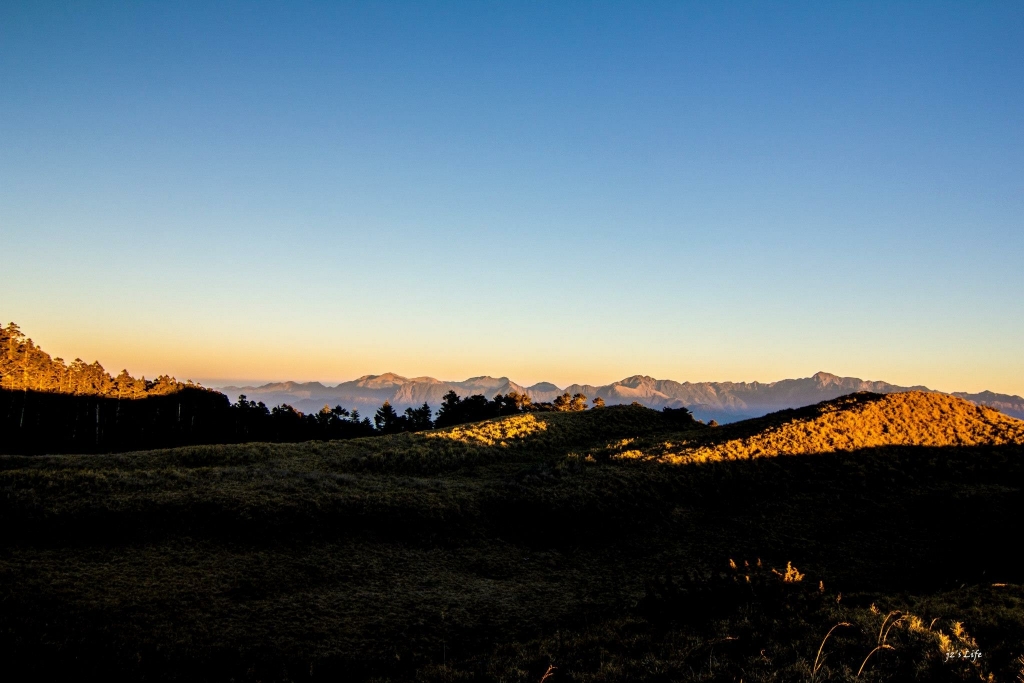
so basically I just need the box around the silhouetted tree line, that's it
[0,388,367,454]
[431,389,598,426]
[0,387,550,454]
[1,383,625,454]
[224,387,602,444]
[228,396,378,442]
[1,386,231,454]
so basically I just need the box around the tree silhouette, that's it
[374,401,403,434]
[404,402,434,431]
[437,391,459,415]
[661,405,699,427]
[460,394,492,422]
[434,390,464,428]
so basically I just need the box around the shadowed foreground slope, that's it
[1,393,1022,681]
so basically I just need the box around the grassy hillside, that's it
[1,394,1022,681]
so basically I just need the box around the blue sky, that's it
[2,1,1022,394]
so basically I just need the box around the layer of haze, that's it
[2,2,1022,395]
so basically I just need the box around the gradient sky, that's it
[2,2,1022,394]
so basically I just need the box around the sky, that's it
[1,1,1022,395]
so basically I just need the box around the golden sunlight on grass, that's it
[613,392,1024,465]
[423,413,548,446]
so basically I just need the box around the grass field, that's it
[1,394,1022,681]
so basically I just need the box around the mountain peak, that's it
[352,373,409,388]
[616,375,656,388]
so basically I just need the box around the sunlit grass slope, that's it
[1,396,1023,681]
[610,391,1024,464]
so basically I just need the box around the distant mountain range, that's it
[218,371,1024,423]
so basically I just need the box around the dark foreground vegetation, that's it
[2,395,1023,681]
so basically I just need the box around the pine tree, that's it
[374,401,403,434]
[434,390,463,428]
[403,402,434,431]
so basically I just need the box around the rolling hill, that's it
[2,391,1023,681]
[611,391,1024,464]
